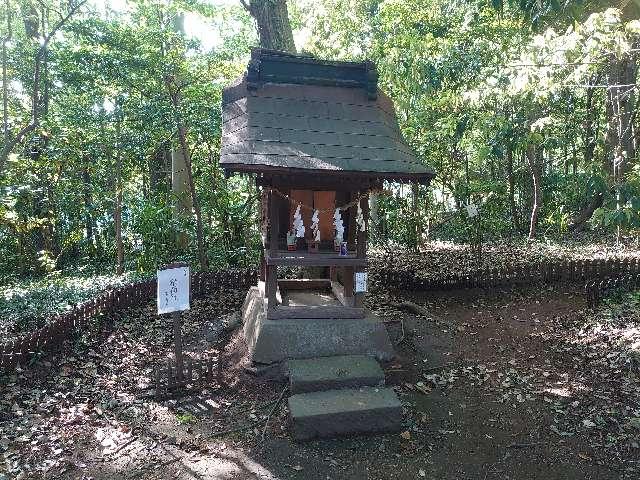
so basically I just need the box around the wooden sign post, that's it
[157,263,190,383]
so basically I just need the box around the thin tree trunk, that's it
[176,123,207,270]
[526,144,541,240]
[506,146,519,232]
[584,74,598,168]
[82,153,94,250]
[2,0,10,145]
[165,73,207,270]
[242,0,296,52]
[411,182,421,252]
[0,0,87,176]
[115,114,124,274]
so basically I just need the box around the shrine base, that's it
[241,286,395,364]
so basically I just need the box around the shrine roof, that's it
[219,48,435,184]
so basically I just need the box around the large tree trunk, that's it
[526,144,541,240]
[149,143,170,197]
[171,146,192,250]
[568,78,602,231]
[243,0,296,52]
[605,52,637,179]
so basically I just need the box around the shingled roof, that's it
[220,49,435,184]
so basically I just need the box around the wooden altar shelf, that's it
[265,251,367,267]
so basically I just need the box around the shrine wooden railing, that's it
[373,257,640,308]
[0,268,256,370]
[5,258,639,371]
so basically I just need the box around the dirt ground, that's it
[2,281,640,480]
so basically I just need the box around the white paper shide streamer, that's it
[293,204,305,238]
[356,203,366,232]
[311,209,320,241]
[333,208,344,242]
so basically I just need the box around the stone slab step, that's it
[287,355,385,394]
[288,387,402,440]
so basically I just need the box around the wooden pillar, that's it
[354,194,369,308]
[269,189,279,252]
[266,265,277,308]
[267,189,279,308]
[330,266,338,282]
[343,266,354,298]
[259,250,266,282]
[347,191,357,251]
[357,194,368,258]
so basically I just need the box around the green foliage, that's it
[1,0,639,284]
[0,0,258,279]
[0,272,137,335]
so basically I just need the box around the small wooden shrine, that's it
[220,49,435,364]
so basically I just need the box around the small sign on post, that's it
[157,263,190,383]
[355,272,368,293]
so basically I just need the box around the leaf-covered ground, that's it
[370,239,640,282]
[2,271,640,479]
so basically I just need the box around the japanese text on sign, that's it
[355,272,368,293]
[157,266,190,314]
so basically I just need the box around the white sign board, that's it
[355,272,368,293]
[157,266,190,314]
[465,203,479,218]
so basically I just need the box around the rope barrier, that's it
[268,187,391,213]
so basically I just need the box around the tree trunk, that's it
[526,144,541,240]
[82,153,94,250]
[2,0,10,145]
[0,0,87,176]
[176,124,207,271]
[605,53,637,179]
[115,115,124,274]
[149,143,170,197]
[568,78,602,231]
[584,74,598,168]
[171,146,192,250]
[506,146,519,232]
[411,182,421,252]
[243,0,296,52]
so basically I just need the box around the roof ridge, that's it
[245,48,378,100]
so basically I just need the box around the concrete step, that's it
[287,355,385,394]
[288,387,402,440]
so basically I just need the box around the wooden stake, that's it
[172,311,184,383]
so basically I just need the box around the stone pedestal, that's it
[241,287,394,364]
